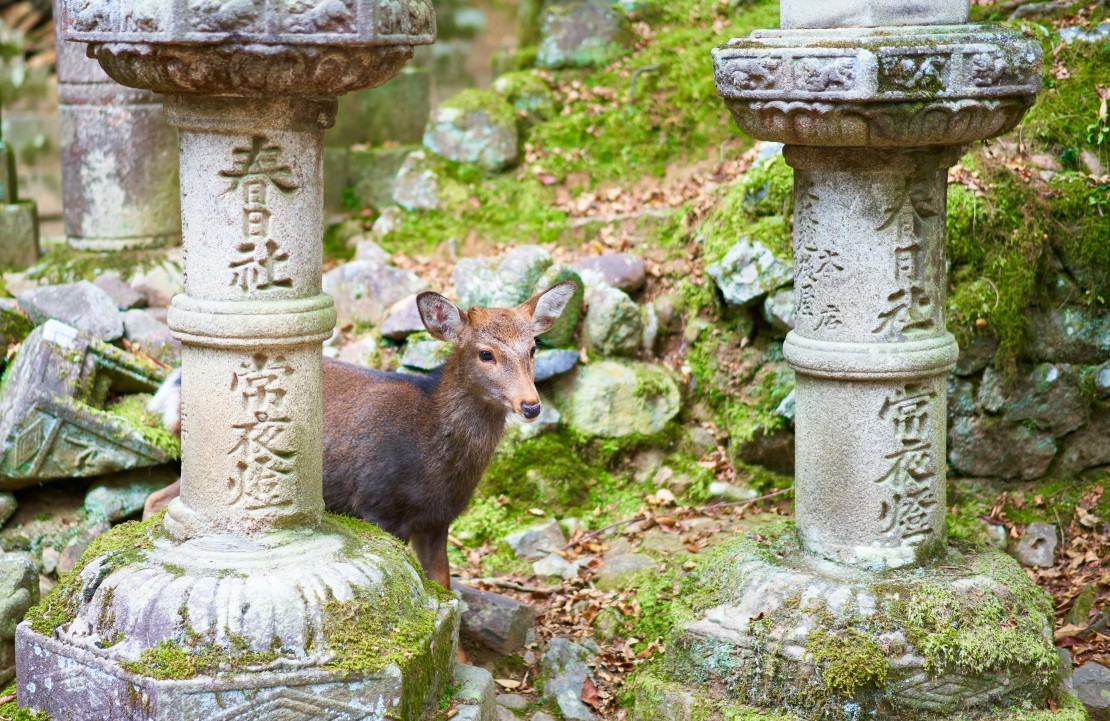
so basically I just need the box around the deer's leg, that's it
[410,527,469,663]
[143,480,181,520]
[410,527,451,590]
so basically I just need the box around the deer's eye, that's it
[479,350,495,363]
[530,346,537,358]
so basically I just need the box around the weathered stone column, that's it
[53,0,180,250]
[0,100,40,269]
[637,5,1076,720]
[15,4,457,720]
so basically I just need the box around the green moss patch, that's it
[104,394,181,458]
[24,514,166,637]
[0,685,50,721]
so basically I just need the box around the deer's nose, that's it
[521,402,542,420]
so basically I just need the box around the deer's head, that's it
[417,282,577,422]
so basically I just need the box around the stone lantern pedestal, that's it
[14,3,461,720]
[0,101,40,270]
[638,4,1078,721]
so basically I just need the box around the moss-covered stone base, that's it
[13,513,458,721]
[654,523,1081,721]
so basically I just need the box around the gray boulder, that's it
[0,553,38,685]
[354,238,392,265]
[537,0,632,70]
[707,238,793,308]
[452,580,537,655]
[948,415,1057,481]
[424,89,519,172]
[323,260,429,327]
[392,150,466,212]
[978,364,1090,437]
[1074,661,1110,721]
[455,246,553,310]
[492,71,556,127]
[1013,522,1057,569]
[555,361,680,438]
[84,466,180,524]
[595,553,655,590]
[762,286,796,335]
[505,520,566,561]
[574,253,646,294]
[0,492,14,528]
[541,638,598,721]
[400,333,451,371]
[93,271,146,310]
[1057,408,1110,474]
[1025,303,1110,364]
[534,349,580,382]
[17,281,123,341]
[533,265,584,348]
[122,308,179,361]
[380,294,426,340]
[584,285,642,356]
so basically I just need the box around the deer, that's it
[143,282,577,595]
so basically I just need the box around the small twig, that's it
[628,64,661,105]
[559,487,795,551]
[470,578,555,595]
[979,276,1001,310]
[0,694,15,705]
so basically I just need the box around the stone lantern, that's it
[53,0,181,250]
[14,3,457,719]
[641,3,1070,720]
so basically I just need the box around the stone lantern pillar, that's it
[642,4,1072,720]
[53,0,181,250]
[14,3,457,720]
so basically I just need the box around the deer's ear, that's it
[417,292,467,343]
[520,281,578,335]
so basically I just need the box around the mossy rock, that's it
[536,0,634,70]
[423,89,520,172]
[554,360,681,438]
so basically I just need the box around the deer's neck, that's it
[430,356,508,486]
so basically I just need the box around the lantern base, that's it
[13,513,460,721]
[652,523,1073,720]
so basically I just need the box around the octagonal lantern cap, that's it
[60,0,435,47]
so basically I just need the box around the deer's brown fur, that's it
[144,283,577,594]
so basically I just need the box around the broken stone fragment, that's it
[452,580,537,655]
[533,349,579,382]
[454,245,553,310]
[83,465,180,524]
[17,280,123,341]
[0,320,177,489]
[451,663,499,721]
[1073,661,1110,720]
[400,332,451,371]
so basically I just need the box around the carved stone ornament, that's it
[61,0,435,96]
[713,24,1042,146]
